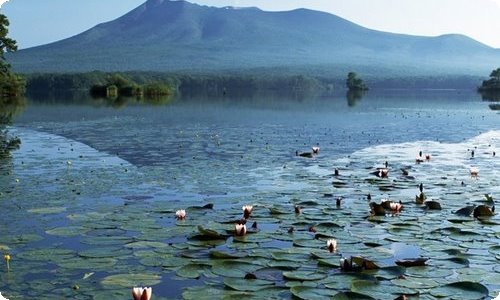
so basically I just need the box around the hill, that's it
[7,0,500,77]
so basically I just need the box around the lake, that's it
[1,90,499,299]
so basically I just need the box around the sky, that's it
[1,0,500,49]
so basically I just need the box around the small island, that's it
[346,72,368,91]
[478,67,500,92]
[478,67,500,101]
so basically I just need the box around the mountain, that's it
[7,0,500,76]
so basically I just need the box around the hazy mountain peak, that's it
[7,0,500,75]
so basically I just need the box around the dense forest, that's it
[23,71,485,99]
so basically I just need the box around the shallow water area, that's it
[1,90,499,299]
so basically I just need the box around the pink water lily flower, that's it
[327,239,337,253]
[390,202,403,212]
[235,223,247,236]
[175,209,186,220]
[132,287,152,300]
[242,205,253,219]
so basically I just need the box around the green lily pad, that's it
[332,291,376,299]
[46,226,89,237]
[290,286,337,299]
[176,263,207,279]
[283,271,327,281]
[223,278,275,292]
[28,207,67,214]
[101,273,161,287]
[430,281,489,299]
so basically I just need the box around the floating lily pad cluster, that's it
[0,125,499,299]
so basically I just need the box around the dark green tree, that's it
[478,67,500,100]
[0,13,18,73]
[0,13,25,97]
[490,68,500,81]
[346,72,368,91]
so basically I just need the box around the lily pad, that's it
[223,278,275,292]
[283,271,327,281]
[290,286,337,299]
[430,281,489,299]
[101,273,161,287]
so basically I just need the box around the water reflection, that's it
[346,90,365,107]
[91,95,174,109]
[479,90,500,102]
[0,96,25,159]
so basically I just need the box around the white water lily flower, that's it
[378,168,389,178]
[175,209,186,220]
[242,205,253,218]
[327,239,337,252]
[0,292,10,300]
[132,287,152,300]
[470,167,479,177]
[235,223,247,236]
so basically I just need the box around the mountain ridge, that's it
[7,0,500,76]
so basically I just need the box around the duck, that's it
[473,205,495,218]
[415,192,426,204]
[312,146,320,154]
[370,202,386,216]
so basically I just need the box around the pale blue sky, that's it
[1,0,500,49]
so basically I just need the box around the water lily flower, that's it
[3,254,10,272]
[242,205,253,219]
[312,146,320,154]
[235,223,247,236]
[470,167,479,177]
[132,287,152,300]
[390,202,403,212]
[377,168,389,178]
[327,239,337,252]
[175,209,186,220]
[0,292,10,300]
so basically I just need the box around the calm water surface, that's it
[1,90,499,299]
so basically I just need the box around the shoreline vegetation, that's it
[22,71,488,99]
[478,67,500,101]
[1,13,24,159]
